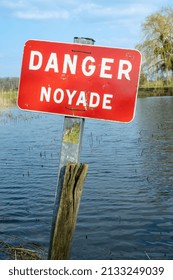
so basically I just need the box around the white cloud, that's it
[0,0,71,20]
[15,10,69,20]
[74,2,153,19]
[0,0,167,21]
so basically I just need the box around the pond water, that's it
[0,96,173,260]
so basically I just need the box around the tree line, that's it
[136,6,173,86]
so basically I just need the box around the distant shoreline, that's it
[138,87,173,97]
[0,87,173,109]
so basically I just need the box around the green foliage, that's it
[139,72,147,87]
[136,6,173,82]
[138,78,173,97]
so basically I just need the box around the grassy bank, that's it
[0,91,17,108]
[0,87,173,109]
[138,86,173,97]
[138,78,173,97]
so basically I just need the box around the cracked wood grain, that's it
[49,162,88,260]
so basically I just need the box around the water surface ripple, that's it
[0,97,173,259]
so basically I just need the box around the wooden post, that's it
[48,37,95,260]
[50,162,88,260]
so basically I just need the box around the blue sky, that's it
[0,0,172,77]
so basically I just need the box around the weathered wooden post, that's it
[49,162,88,260]
[48,37,95,260]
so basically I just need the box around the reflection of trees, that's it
[136,7,173,83]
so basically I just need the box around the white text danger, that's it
[29,51,132,80]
